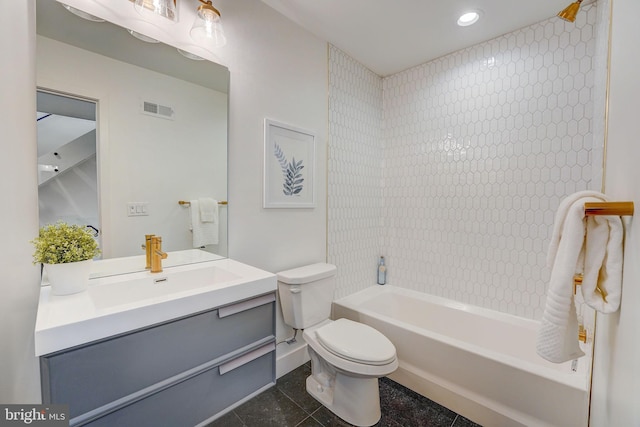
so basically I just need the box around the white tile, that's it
[328,3,602,319]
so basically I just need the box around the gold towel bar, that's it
[584,201,634,216]
[179,200,228,206]
[573,274,582,295]
[578,325,587,343]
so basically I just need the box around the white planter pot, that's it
[44,259,93,296]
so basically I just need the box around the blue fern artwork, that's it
[274,143,304,196]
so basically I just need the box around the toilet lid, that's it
[315,318,396,366]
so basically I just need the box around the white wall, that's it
[37,36,228,258]
[220,0,328,348]
[220,1,328,273]
[0,0,327,402]
[0,0,41,403]
[590,0,640,424]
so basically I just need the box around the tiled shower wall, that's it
[328,3,604,319]
[328,45,384,299]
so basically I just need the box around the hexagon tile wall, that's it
[328,45,384,299]
[328,3,605,319]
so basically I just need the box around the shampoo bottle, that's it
[377,256,387,285]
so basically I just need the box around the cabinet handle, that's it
[218,293,275,318]
[218,342,275,375]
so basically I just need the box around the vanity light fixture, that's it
[457,11,481,27]
[557,0,582,22]
[190,0,227,48]
[127,29,161,43]
[133,0,177,22]
[177,48,205,60]
[61,3,105,22]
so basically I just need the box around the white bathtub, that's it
[332,286,591,427]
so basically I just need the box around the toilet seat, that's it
[303,319,398,378]
[315,318,396,366]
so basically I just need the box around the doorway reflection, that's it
[37,90,100,254]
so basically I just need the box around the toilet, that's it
[277,263,397,427]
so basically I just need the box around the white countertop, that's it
[35,258,276,356]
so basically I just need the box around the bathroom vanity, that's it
[35,258,277,426]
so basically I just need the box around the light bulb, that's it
[457,11,480,27]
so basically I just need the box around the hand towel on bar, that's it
[582,204,623,313]
[536,191,623,363]
[189,199,219,247]
[545,191,624,313]
[199,197,218,223]
[546,191,609,268]
[536,196,587,363]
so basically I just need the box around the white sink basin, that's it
[88,249,225,279]
[89,264,240,310]
[35,258,276,356]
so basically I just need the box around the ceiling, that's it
[260,0,588,76]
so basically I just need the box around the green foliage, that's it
[274,143,305,196]
[32,222,100,264]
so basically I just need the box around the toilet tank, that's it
[277,263,337,329]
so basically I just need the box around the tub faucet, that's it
[142,234,155,269]
[150,236,168,273]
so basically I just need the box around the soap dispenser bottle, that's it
[377,256,387,285]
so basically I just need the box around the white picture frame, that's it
[264,119,316,208]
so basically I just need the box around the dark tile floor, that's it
[206,363,482,427]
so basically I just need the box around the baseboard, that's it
[275,339,309,379]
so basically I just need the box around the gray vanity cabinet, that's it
[40,293,276,426]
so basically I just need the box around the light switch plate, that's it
[127,202,149,216]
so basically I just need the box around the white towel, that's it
[199,197,218,223]
[190,199,219,247]
[582,207,623,314]
[546,191,607,268]
[536,191,623,363]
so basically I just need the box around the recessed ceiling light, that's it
[457,11,481,27]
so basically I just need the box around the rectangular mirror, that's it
[35,0,229,277]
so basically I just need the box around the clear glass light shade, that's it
[190,5,227,48]
[133,0,177,22]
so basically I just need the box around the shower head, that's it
[557,0,583,23]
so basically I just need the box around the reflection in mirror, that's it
[37,91,99,248]
[35,0,229,278]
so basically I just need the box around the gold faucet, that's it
[150,236,168,273]
[142,234,155,269]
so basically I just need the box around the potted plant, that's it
[32,222,101,295]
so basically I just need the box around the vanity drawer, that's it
[82,344,275,427]
[41,293,275,419]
